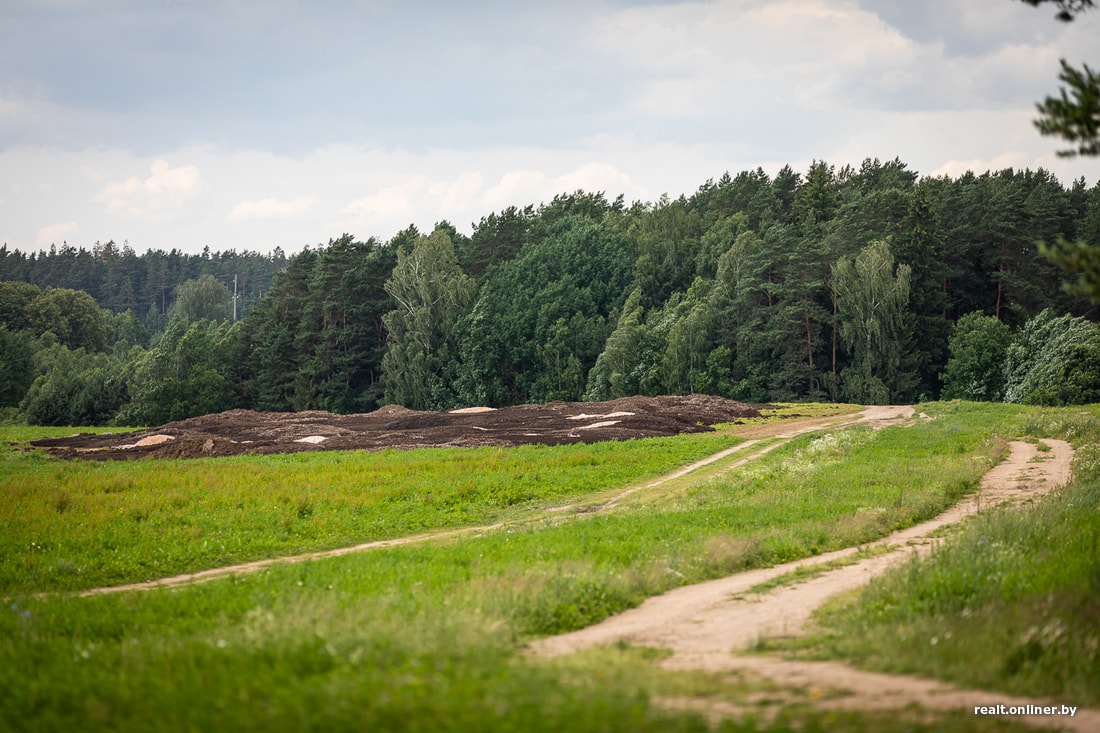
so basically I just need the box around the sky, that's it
[2,0,1099,256]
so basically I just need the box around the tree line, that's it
[3,158,1100,426]
[0,241,288,333]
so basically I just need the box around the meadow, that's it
[0,430,745,593]
[1,402,1090,732]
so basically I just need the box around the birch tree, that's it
[831,240,912,404]
[381,230,476,409]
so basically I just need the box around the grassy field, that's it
[0,402,1086,732]
[0,430,745,593]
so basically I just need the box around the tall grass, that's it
[799,404,1100,706]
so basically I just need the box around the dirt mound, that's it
[30,395,768,461]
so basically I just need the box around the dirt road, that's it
[532,437,1097,731]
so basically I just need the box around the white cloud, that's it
[228,195,319,223]
[34,221,79,248]
[483,163,648,211]
[0,91,52,132]
[929,154,1032,179]
[93,159,200,221]
[592,0,919,114]
[592,0,1071,124]
[0,94,31,124]
[340,177,427,232]
[340,170,484,234]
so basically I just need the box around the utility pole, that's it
[233,273,238,323]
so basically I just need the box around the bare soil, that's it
[29,395,768,460]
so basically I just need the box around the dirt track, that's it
[30,395,768,460]
[532,435,1098,731]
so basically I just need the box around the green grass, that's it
[1,401,1078,732]
[720,401,862,428]
[0,431,742,593]
[738,545,895,598]
[782,404,1100,707]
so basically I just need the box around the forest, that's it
[3,157,1100,427]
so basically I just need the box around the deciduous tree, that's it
[381,230,476,409]
[940,312,1012,401]
[831,240,912,403]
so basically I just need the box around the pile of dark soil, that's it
[30,395,768,461]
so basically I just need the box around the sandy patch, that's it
[567,411,636,420]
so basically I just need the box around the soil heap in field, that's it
[30,395,766,461]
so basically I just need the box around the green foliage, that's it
[381,230,477,409]
[24,287,112,352]
[891,179,950,397]
[586,288,650,400]
[1041,234,1100,303]
[693,345,734,397]
[628,195,704,308]
[118,318,241,425]
[109,308,150,350]
[940,311,1012,401]
[1034,59,1100,157]
[20,343,131,426]
[831,240,912,404]
[460,205,534,280]
[168,273,232,324]
[0,242,286,331]
[712,228,773,400]
[239,237,397,414]
[0,325,35,408]
[1003,308,1100,405]
[3,159,1098,414]
[457,215,631,405]
[0,280,40,331]
[792,159,840,230]
[660,277,719,394]
[1023,2,1099,157]
[240,248,320,411]
[298,236,396,412]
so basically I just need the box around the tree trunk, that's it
[831,290,838,393]
[804,309,816,393]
